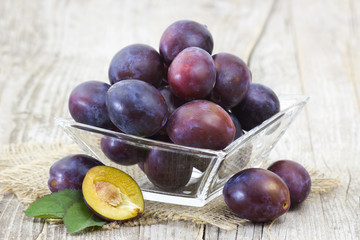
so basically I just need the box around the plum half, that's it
[82,166,144,221]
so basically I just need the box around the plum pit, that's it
[95,181,122,207]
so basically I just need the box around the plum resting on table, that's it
[159,19,214,65]
[223,168,291,222]
[48,154,104,192]
[268,160,311,206]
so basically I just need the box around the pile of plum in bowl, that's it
[56,20,309,208]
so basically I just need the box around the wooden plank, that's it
[0,193,206,240]
[0,193,44,240]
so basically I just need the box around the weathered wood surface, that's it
[0,0,359,239]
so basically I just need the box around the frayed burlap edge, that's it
[0,141,340,231]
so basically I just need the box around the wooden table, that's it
[1,0,359,239]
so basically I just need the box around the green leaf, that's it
[63,201,106,234]
[24,189,83,219]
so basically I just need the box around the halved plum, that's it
[82,166,144,221]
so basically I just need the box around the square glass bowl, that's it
[56,95,308,207]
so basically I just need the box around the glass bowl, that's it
[56,95,308,207]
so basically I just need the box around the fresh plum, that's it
[229,113,244,140]
[232,83,280,131]
[108,44,164,87]
[48,154,104,192]
[159,85,186,115]
[209,53,251,108]
[167,100,235,150]
[106,80,168,137]
[159,20,213,65]
[223,168,290,222]
[100,136,149,165]
[144,148,193,190]
[168,47,216,100]
[68,81,113,128]
[268,160,311,206]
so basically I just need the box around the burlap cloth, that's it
[0,141,339,230]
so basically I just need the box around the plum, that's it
[68,81,113,129]
[167,100,235,150]
[223,168,290,222]
[82,166,144,221]
[108,44,164,87]
[100,136,149,166]
[48,154,104,192]
[209,53,251,108]
[229,112,244,140]
[159,20,213,65]
[106,80,168,137]
[168,47,216,100]
[143,148,193,190]
[268,160,311,206]
[148,128,173,143]
[159,85,186,115]
[232,83,280,131]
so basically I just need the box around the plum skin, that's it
[106,80,168,137]
[167,100,235,150]
[159,19,214,65]
[68,80,113,129]
[223,168,291,222]
[168,47,216,101]
[108,43,164,87]
[232,83,280,131]
[48,154,104,192]
[268,160,311,206]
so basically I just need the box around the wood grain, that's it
[0,0,359,239]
